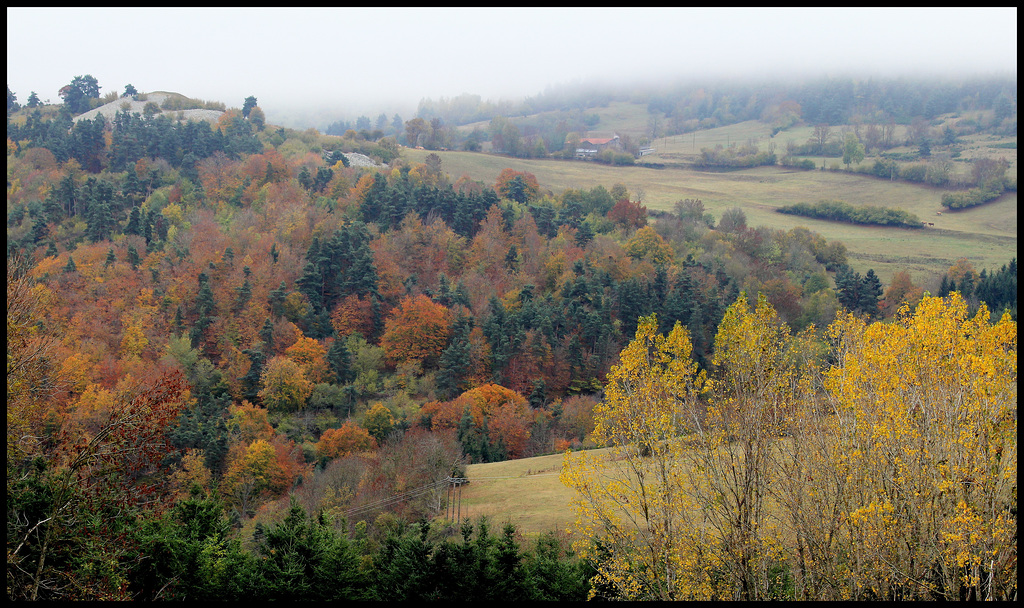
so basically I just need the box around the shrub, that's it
[780,156,817,170]
[940,187,1002,210]
[899,163,928,182]
[777,200,923,228]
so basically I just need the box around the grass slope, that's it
[455,450,600,536]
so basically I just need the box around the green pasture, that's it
[586,100,652,138]
[650,120,781,160]
[401,146,1017,284]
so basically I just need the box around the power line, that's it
[345,478,448,518]
[343,472,559,522]
[345,476,471,521]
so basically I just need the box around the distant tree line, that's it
[938,257,1017,321]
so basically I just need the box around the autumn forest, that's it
[6,74,1017,601]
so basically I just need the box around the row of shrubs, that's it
[696,144,777,169]
[777,199,924,228]
[160,95,227,112]
[592,149,636,165]
[779,156,817,170]
[940,187,1004,210]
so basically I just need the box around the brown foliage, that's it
[330,294,376,339]
[607,198,648,230]
[447,383,532,458]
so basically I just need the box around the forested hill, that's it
[7,77,1017,601]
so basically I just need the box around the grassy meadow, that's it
[456,450,590,536]
[459,442,796,540]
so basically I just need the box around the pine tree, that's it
[127,244,141,269]
[269,281,288,318]
[234,279,252,312]
[240,348,266,403]
[860,269,883,318]
[834,265,864,313]
[437,314,473,399]
[125,206,142,236]
[29,216,49,244]
[259,318,275,353]
[326,338,355,386]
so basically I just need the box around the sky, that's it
[7,7,1017,128]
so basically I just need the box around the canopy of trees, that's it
[7,75,1015,600]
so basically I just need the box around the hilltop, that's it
[73,90,224,123]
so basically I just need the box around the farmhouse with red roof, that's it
[575,134,621,158]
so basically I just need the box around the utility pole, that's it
[446,477,468,524]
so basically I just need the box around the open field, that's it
[458,441,797,540]
[401,146,1017,285]
[456,450,595,536]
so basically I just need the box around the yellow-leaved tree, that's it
[824,293,1016,600]
[694,292,819,600]
[561,295,824,601]
[562,292,1015,601]
[561,314,714,600]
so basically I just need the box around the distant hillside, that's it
[73,91,224,124]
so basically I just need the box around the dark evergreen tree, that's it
[860,268,883,318]
[834,265,864,312]
[437,314,473,399]
[938,273,952,298]
[28,215,49,244]
[249,499,368,601]
[269,282,288,319]
[957,271,975,303]
[58,74,100,114]
[574,220,594,247]
[126,244,141,269]
[125,206,143,236]
[326,338,355,386]
[259,318,275,353]
[239,348,266,403]
[242,96,257,120]
[234,279,252,312]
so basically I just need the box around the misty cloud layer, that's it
[8,8,1017,128]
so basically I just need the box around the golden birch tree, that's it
[561,314,716,600]
[825,293,1016,600]
[690,292,816,600]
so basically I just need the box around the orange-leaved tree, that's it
[494,168,540,203]
[380,294,451,370]
[284,330,330,384]
[450,383,532,459]
[315,421,377,462]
